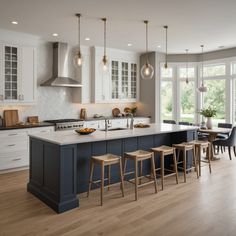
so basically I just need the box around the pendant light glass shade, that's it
[74,13,83,67]
[141,20,154,80]
[101,18,109,73]
[197,45,207,92]
[164,25,168,69]
[185,49,189,84]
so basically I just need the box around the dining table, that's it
[198,127,232,160]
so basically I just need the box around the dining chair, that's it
[163,120,176,124]
[216,123,233,154]
[178,121,190,126]
[213,126,236,160]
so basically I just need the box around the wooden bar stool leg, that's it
[87,161,94,197]
[161,153,164,190]
[173,149,179,184]
[198,146,202,177]
[193,147,199,178]
[119,159,125,197]
[183,149,187,183]
[139,160,143,185]
[100,162,105,206]
[135,158,138,201]
[151,153,158,193]
[108,165,111,191]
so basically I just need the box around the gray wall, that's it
[167,47,236,62]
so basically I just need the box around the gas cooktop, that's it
[44,119,84,131]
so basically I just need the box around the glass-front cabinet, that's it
[0,43,36,105]
[4,46,18,100]
[111,60,137,101]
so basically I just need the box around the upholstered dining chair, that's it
[163,120,176,124]
[216,123,233,154]
[213,126,236,160]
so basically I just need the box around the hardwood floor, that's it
[1,153,236,236]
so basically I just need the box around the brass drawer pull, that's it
[8,144,16,147]
[8,133,18,136]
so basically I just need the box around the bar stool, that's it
[173,142,198,182]
[123,150,157,201]
[151,145,179,190]
[87,154,124,206]
[189,140,212,176]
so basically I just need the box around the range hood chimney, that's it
[40,42,83,87]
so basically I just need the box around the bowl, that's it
[75,128,96,135]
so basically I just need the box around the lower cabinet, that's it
[0,126,54,172]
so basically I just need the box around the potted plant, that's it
[199,106,217,129]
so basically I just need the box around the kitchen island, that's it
[27,124,197,213]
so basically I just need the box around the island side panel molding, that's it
[27,138,79,213]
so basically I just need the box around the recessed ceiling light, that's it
[11,21,18,25]
[85,37,90,41]
[52,33,59,37]
[127,43,132,47]
[157,45,161,48]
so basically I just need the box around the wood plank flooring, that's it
[1,153,236,236]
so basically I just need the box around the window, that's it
[203,79,226,124]
[179,67,195,78]
[179,81,195,123]
[161,67,173,78]
[161,81,173,121]
[203,64,226,77]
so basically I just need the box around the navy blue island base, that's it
[27,129,196,213]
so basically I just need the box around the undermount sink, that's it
[100,127,129,131]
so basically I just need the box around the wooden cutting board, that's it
[3,110,19,127]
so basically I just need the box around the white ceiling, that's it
[0,0,236,54]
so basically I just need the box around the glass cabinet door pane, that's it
[130,63,137,99]
[4,46,18,100]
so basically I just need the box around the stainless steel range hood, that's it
[41,42,83,87]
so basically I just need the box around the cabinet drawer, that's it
[0,139,28,152]
[0,152,28,170]
[28,127,54,134]
[0,130,27,139]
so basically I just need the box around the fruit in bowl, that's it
[75,128,96,135]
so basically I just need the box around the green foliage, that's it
[199,106,217,117]
[130,106,137,114]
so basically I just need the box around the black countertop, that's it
[0,122,54,131]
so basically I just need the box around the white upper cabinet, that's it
[0,42,36,105]
[91,46,139,103]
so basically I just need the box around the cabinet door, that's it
[20,46,36,103]
[3,45,19,102]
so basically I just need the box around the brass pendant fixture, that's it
[74,13,82,67]
[164,25,168,69]
[140,20,154,80]
[185,49,189,84]
[101,17,109,72]
[197,45,207,92]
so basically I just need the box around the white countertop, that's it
[29,123,198,146]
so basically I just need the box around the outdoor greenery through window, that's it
[203,79,226,125]
[161,81,173,121]
[180,81,195,123]
[203,64,226,77]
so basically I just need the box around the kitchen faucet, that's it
[105,118,111,131]
[129,114,134,130]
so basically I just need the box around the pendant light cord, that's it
[102,18,107,57]
[76,14,81,52]
[164,26,168,67]
[186,49,189,83]
[144,20,149,62]
[201,45,204,86]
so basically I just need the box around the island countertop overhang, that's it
[28,123,198,146]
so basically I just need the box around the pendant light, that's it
[140,20,154,80]
[164,25,168,69]
[101,17,109,72]
[74,13,82,67]
[185,49,189,84]
[197,45,207,92]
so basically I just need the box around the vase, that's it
[206,117,213,129]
